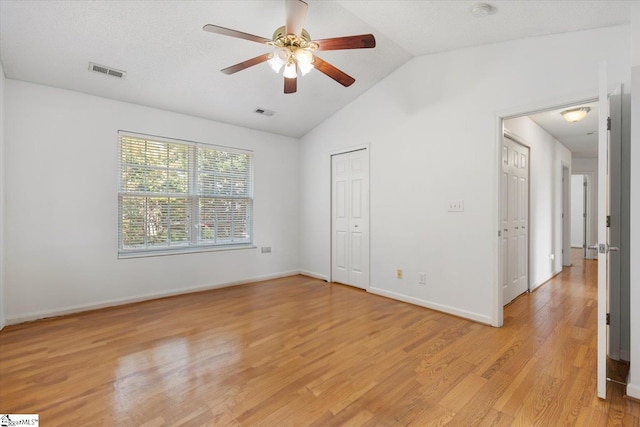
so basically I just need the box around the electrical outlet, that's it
[397,269,403,279]
[261,246,271,253]
[448,200,464,212]
[419,272,426,285]
[549,253,555,260]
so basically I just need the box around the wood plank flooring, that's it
[1,249,638,426]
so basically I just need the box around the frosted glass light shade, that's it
[268,57,283,73]
[561,107,591,123]
[298,61,313,76]
[283,63,297,79]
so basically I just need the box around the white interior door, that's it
[331,149,369,289]
[596,66,623,398]
[583,175,588,259]
[562,166,572,267]
[607,85,622,362]
[502,135,529,305]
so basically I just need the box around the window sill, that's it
[118,244,256,259]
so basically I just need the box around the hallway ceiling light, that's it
[561,107,591,122]
[471,3,497,17]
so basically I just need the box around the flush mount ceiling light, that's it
[561,107,591,123]
[471,3,497,17]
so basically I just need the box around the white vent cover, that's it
[254,107,275,117]
[89,62,126,79]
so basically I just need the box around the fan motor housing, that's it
[272,25,312,46]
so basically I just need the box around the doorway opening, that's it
[570,173,592,259]
[496,96,598,324]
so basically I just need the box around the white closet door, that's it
[502,136,529,305]
[331,149,369,289]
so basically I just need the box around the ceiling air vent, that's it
[89,62,126,79]
[254,107,275,117]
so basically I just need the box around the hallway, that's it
[502,247,636,423]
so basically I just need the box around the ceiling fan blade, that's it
[284,77,297,94]
[312,56,355,87]
[285,0,308,36]
[203,24,271,44]
[314,34,376,51]
[221,53,272,75]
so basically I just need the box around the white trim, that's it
[118,129,254,154]
[503,129,530,147]
[300,270,329,281]
[368,287,493,325]
[627,382,640,400]
[329,143,370,156]
[497,94,599,122]
[493,113,503,327]
[495,93,600,328]
[561,163,572,267]
[118,244,256,259]
[597,62,608,399]
[5,270,301,325]
[530,269,563,292]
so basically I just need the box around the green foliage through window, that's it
[118,132,253,255]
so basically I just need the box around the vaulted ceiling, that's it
[0,1,632,138]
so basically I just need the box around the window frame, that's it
[117,131,254,258]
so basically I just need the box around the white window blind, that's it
[118,131,253,257]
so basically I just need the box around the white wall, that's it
[299,25,631,326]
[0,60,5,330]
[570,175,585,248]
[504,116,572,288]
[627,2,640,401]
[572,158,598,259]
[4,80,300,323]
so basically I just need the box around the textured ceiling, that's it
[0,1,632,138]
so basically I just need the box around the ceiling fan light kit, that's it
[203,0,376,94]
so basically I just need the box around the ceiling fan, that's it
[203,0,376,94]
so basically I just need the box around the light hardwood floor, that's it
[1,250,638,426]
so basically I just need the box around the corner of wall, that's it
[0,62,6,330]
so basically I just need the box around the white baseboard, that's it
[367,287,492,325]
[299,270,329,281]
[530,269,563,292]
[5,270,301,325]
[627,382,640,400]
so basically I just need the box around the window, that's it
[118,131,253,257]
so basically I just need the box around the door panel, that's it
[331,149,370,289]
[332,155,349,284]
[335,232,347,270]
[351,179,362,218]
[351,232,362,272]
[596,69,624,398]
[502,135,530,305]
[596,64,608,399]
